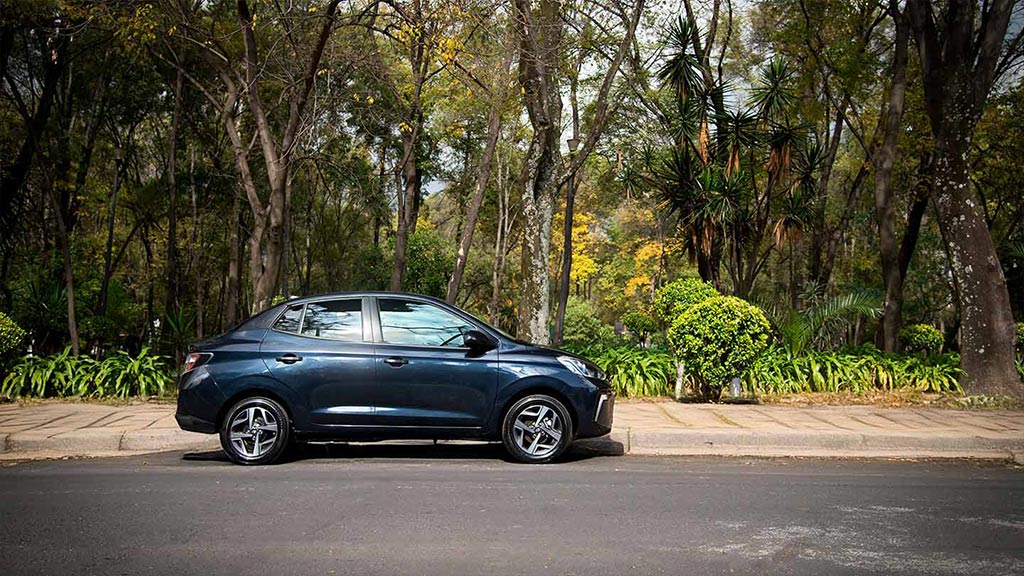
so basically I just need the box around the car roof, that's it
[281,291,447,306]
[234,292,458,332]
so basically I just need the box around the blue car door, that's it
[371,297,498,428]
[261,298,376,426]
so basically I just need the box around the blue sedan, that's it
[176,292,614,464]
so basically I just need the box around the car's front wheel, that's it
[501,394,573,463]
[220,397,290,465]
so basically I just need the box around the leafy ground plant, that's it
[744,345,962,395]
[2,347,172,399]
[594,347,675,397]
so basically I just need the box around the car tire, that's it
[219,396,291,465]
[501,394,573,464]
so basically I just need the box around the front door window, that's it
[378,298,474,347]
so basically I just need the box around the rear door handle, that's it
[383,356,409,367]
[275,354,303,364]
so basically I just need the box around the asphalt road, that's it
[0,443,1021,576]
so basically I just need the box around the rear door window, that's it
[301,299,363,341]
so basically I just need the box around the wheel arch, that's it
[217,387,295,431]
[497,382,579,438]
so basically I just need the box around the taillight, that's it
[182,353,212,373]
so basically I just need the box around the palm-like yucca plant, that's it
[764,290,881,355]
[657,17,702,106]
[750,58,797,124]
[715,108,760,176]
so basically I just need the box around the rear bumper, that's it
[175,366,224,435]
[175,412,217,434]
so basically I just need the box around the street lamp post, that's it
[553,137,581,346]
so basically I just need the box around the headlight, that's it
[557,355,606,380]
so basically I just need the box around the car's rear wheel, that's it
[219,397,290,465]
[501,394,573,463]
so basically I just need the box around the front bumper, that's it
[577,388,614,438]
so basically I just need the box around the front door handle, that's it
[275,354,303,364]
[383,356,409,368]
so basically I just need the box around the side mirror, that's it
[463,329,496,352]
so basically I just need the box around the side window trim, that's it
[361,296,374,343]
[369,296,383,343]
[273,298,370,343]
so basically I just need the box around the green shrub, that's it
[1016,322,1024,355]
[653,279,718,324]
[0,312,26,357]
[622,310,657,343]
[0,312,27,378]
[668,296,771,400]
[594,347,675,397]
[900,324,943,355]
[561,297,619,356]
[2,347,172,399]
[743,346,962,395]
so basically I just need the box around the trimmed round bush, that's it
[622,310,657,342]
[653,279,718,324]
[900,324,943,355]
[668,296,771,399]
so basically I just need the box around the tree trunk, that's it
[446,35,514,304]
[165,69,183,318]
[0,32,64,230]
[552,45,584,345]
[226,185,241,329]
[490,155,511,325]
[933,128,1019,394]
[513,0,563,344]
[235,0,340,312]
[874,3,910,352]
[189,147,202,339]
[806,111,845,288]
[906,0,1021,396]
[38,159,79,355]
[518,137,561,344]
[391,132,421,292]
[97,159,123,318]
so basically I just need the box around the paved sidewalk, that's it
[0,403,218,459]
[0,401,1021,462]
[606,403,1024,462]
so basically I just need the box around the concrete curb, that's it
[576,428,1023,461]
[0,429,218,459]
[0,424,1019,462]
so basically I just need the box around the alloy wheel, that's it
[502,395,572,463]
[512,403,564,459]
[228,405,280,459]
[220,397,290,465]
